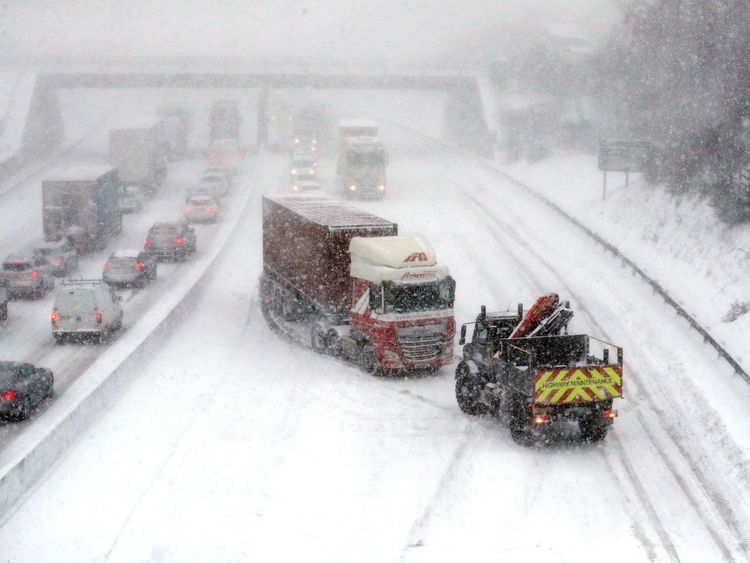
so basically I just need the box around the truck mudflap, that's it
[534,365,622,405]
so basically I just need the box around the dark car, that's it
[144,221,197,261]
[103,249,157,288]
[0,361,54,421]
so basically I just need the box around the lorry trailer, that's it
[109,117,168,195]
[261,195,455,374]
[42,165,122,253]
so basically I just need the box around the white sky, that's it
[1,1,618,65]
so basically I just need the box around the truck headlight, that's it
[378,185,385,191]
[291,169,297,175]
[292,185,300,192]
[349,184,357,192]
[294,138,299,144]
[384,350,400,362]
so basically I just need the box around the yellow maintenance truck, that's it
[455,294,623,445]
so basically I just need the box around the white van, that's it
[51,280,123,343]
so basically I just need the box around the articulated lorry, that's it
[337,119,388,199]
[109,118,168,195]
[261,195,456,374]
[42,165,122,253]
[455,294,623,444]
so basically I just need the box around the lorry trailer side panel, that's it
[262,196,397,315]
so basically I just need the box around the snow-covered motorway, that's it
[1,127,750,562]
[0,151,256,448]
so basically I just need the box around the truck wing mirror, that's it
[459,324,467,345]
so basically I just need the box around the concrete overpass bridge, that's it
[2,56,496,167]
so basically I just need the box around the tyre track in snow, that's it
[377,119,750,559]
[461,182,745,562]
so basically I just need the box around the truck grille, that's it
[398,333,444,363]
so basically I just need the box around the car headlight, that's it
[349,184,357,191]
[378,184,385,191]
[294,138,300,144]
[291,169,297,175]
[292,185,300,192]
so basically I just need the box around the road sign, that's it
[599,140,654,172]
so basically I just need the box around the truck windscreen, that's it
[347,152,385,166]
[383,277,455,313]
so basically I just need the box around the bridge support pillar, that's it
[21,81,64,160]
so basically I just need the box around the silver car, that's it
[33,239,78,277]
[184,194,220,223]
[0,252,55,299]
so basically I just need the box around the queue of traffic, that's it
[0,102,240,421]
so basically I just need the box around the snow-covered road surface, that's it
[0,129,749,562]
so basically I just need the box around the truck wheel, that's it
[455,362,487,415]
[360,345,385,377]
[579,417,609,443]
[508,393,534,446]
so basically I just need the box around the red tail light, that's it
[533,414,550,424]
[175,238,184,245]
[95,312,103,325]
[1,390,16,401]
[207,206,216,214]
[103,263,109,270]
[145,238,151,246]
[31,271,39,280]
[184,207,193,214]
[604,410,618,419]
[51,311,58,324]
[134,262,143,270]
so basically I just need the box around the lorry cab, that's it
[348,233,456,371]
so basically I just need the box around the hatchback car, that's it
[198,172,230,197]
[289,153,317,181]
[103,250,157,288]
[0,252,55,299]
[0,361,54,420]
[51,280,123,343]
[291,178,322,193]
[184,195,220,224]
[144,221,197,261]
[33,239,78,277]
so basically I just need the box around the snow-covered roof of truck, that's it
[46,164,116,182]
[350,234,436,268]
[350,234,450,283]
[265,195,395,230]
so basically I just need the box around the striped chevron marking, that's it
[534,365,622,404]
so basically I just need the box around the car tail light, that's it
[207,206,216,214]
[95,312,102,325]
[31,271,39,280]
[1,390,16,401]
[175,238,184,245]
[103,262,109,270]
[184,206,193,214]
[135,262,143,270]
[604,410,618,419]
[145,238,151,246]
[51,310,58,324]
[533,414,550,424]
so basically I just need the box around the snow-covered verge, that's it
[499,153,750,375]
[0,154,258,519]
